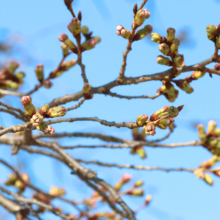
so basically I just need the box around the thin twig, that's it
[66,98,85,111]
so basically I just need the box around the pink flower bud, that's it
[21,96,32,105]
[121,173,132,184]
[58,33,68,42]
[67,18,81,35]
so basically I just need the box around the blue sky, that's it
[0,0,220,219]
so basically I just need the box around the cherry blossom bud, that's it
[156,55,172,66]
[133,24,153,41]
[136,114,148,126]
[134,9,151,27]
[67,18,81,35]
[62,59,77,70]
[47,107,66,118]
[39,104,49,116]
[157,118,174,129]
[116,25,131,39]
[170,38,180,54]
[150,105,182,121]
[197,124,207,142]
[212,128,220,137]
[15,180,25,194]
[136,146,147,159]
[199,155,218,169]
[175,80,194,94]
[158,43,170,56]
[15,71,25,84]
[5,173,17,186]
[82,26,89,34]
[151,33,162,43]
[30,113,44,126]
[58,33,68,42]
[37,123,55,135]
[121,173,132,184]
[65,39,77,51]
[145,195,152,206]
[43,80,53,88]
[5,80,19,90]
[35,64,44,82]
[134,180,144,187]
[82,39,98,51]
[207,120,217,135]
[61,43,69,56]
[128,188,144,196]
[174,54,184,67]
[92,36,101,43]
[82,83,92,94]
[49,186,60,196]
[191,71,206,79]
[216,36,220,48]
[0,68,9,80]
[206,25,217,41]
[166,28,176,42]
[21,96,32,105]
[8,61,19,74]
[114,181,123,191]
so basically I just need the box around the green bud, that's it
[216,37,220,49]
[37,123,55,135]
[82,39,98,51]
[134,9,151,27]
[134,180,144,187]
[174,54,184,67]
[47,107,67,118]
[191,71,206,80]
[128,189,144,196]
[30,113,44,126]
[114,181,123,191]
[212,128,220,137]
[39,104,49,116]
[92,36,101,43]
[207,120,217,135]
[151,33,162,43]
[67,18,81,35]
[35,64,44,82]
[43,80,53,88]
[136,115,148,126]
[6,80,19,90]
[166,28,176,42]
[8,61,19,74]
[157,118,174,129]
[82,83,92,94]
[199,155,218,169]
[203,174,214,186]
[64,39,77,51]
[15,71,25,84]
[197,124,207,142]
[24,103,36,117]
[136,146,147,159]
[175,80,194,94]
[156,55,172,66]
[61,43,69,56]
[134,24,153,41]
[158,43,170,56]
[82,26,89,35]
[62,59,77,70]
[206,25,217,41]
[170,38,180,54]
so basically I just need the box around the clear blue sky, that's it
[0,0,220,219]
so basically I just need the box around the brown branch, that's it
[66,98,85,111]
[0,108,26,121]
[0,89,24,97]
[139,0,148,9]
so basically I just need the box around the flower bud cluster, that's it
[151,28,185,69]
[5,173,29,194]
[135,105,183,136]
[0,61,25,97]
[82,83,93,99]
[194,168,214,186]
[21,96,67,134]
[197,120,220,156]
[158,81,179,102]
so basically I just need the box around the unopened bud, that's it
[136,146,147,159]
[15,71,25,84]
[67,18,81,35]
[82,83,92,94]
[151,33,162,43]
[166,28,176,42]
[82,39,98,51]
[82,26,89,35]
[92,36,101,43]
[134,180,144,187]
[39,104,49,116]
[174,54,184,67]
[37,123,55,135]
[206,25,217,41]
[47,107,66,118]
[199,155,218,169]
[43,80,53,88]
[170,38,180,54]
[5,173,17,186]
[121,173,132,184]
[128,188,144,196]
[8,61,19,74]
[58,33,68,42]
[156,55,172,66]
[175,80,194,94]
[6,80,19,90]
[62,59,77,70]
[207,120,217,135]
[216,37,220,49]
[61,43,69,56]
[30,113,44,126]
[157,118,174,129]
[197,124,207,142]
[191,71,206,80]
[21,96,32,105]
[35,64,44,82]
[136,114,148,126]
[158,43,170,56]
[133,24,153,41]
[134,9,150,27]
[214,63,220,70]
